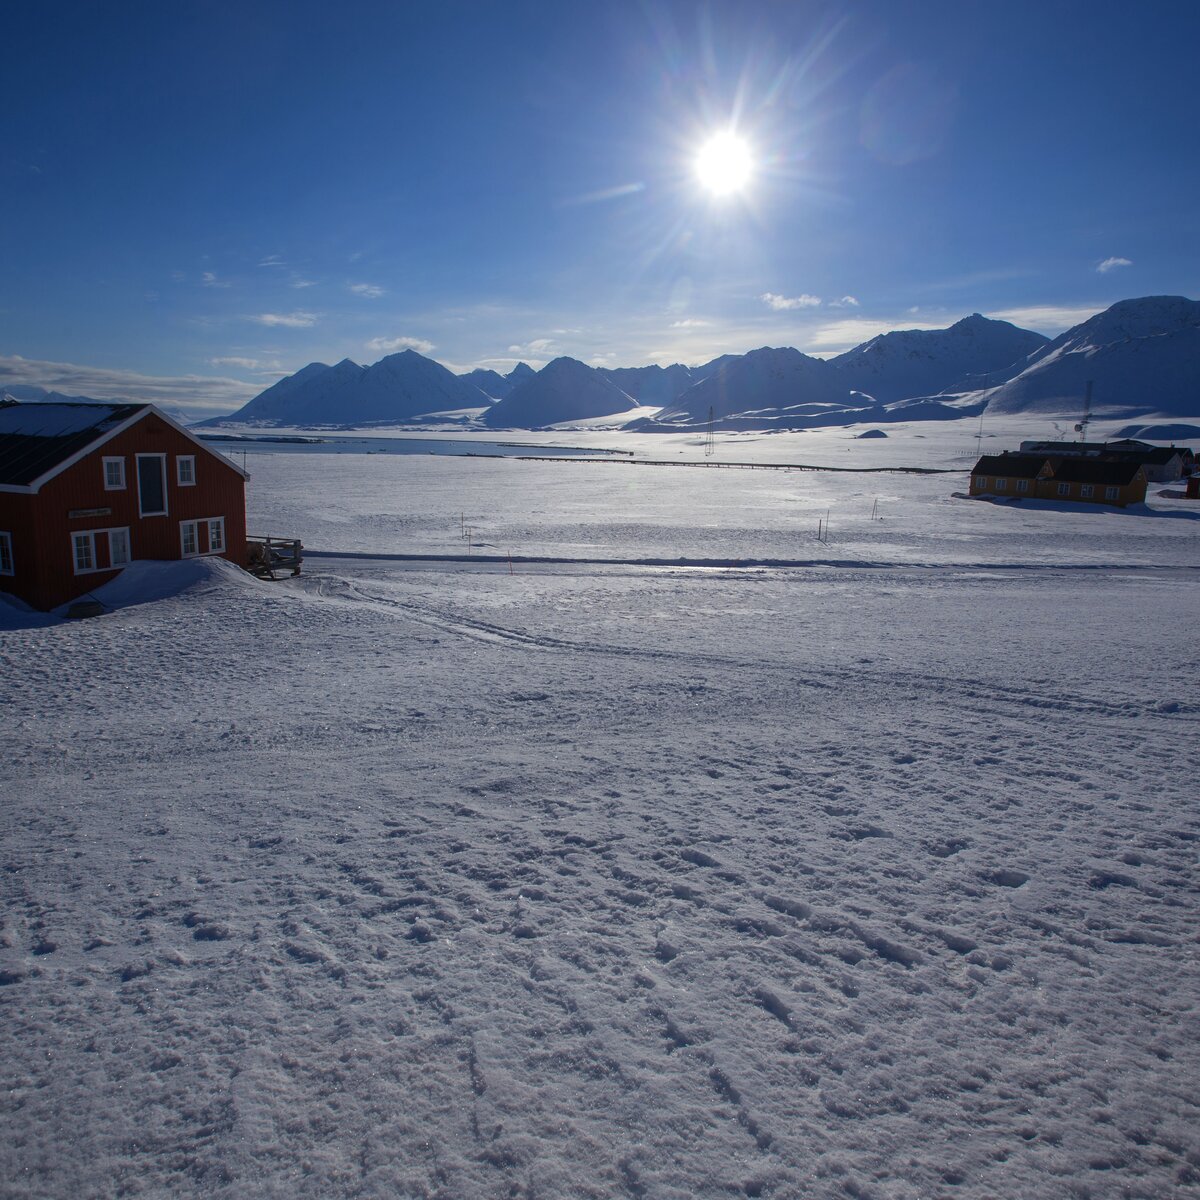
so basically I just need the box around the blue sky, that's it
[2,0,1197,414]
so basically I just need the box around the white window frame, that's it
[180,516,227,558]
[136,453,169,517]
[1016,479,1029,493]
[1057,482,1071,497]
[1105,486,1119,500]
[103,456,126,491]
[107,527,131,567]
[177,455,196,486]
[995,477,1007,491]
[72,531,98,574]
[1080,484,1094,499]
[975,475,988,490]
[0,531,13,575]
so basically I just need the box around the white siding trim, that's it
[181,515,227,557]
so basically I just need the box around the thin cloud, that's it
[349,282,385,299]
[0,352,258,415]
[365,335,434,354]
[258,255,287,268]
[210,356,283,373]
[507,338,556,358]
[830,296,859,308]
[1097,256,1132,274]
[805,316,944,352]
[670,318,710,328]
[202,271,231,289]
[559,182,646,207]
[761,292,821,310]
[986,304,1105,333]
[251,311,318,328]
[290,277,316,289]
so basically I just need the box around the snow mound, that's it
[1109,422,1200,441]
[0,589,55,630]
[77,558,264,612]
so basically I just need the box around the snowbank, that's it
[67,556,264,613]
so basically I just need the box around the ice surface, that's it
[2,420,1198,1198]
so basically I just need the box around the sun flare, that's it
[694,131,754,196]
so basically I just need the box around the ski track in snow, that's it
[3,442,1200,1199]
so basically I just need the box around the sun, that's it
[694,131,754,197]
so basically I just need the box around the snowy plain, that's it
[2,419,1199,1199]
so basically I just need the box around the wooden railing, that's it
[246,535,303,579]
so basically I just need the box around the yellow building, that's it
[970,454,1148,507]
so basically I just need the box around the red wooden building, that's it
[0,401,249,611]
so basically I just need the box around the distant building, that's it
[970,453,1148,508]
[0,402,248,611]
[1017,438,1192,482]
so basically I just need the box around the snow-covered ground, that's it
[3,422,1198,1198]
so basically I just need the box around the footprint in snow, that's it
[983,868,1030,888]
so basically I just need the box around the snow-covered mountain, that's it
[202,351,490,426]
[831,313,1049,403]
[984,296,1200,416]
[458,369,509,400]
[640,320,1051,430]
[650,347,853,427]
[482,357,639,427]
[457,362,537,401]
[350,351,490,421]
[599,363,696,408]
[191,296,1198,431]
[210,358,365,426]
[0,383,105,405]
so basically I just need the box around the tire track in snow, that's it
[302,573,1193,728]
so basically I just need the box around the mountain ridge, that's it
[186,296,1198,429]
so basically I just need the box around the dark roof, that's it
[972,454,1047,479]
[1048,457,1144,485]
[1019,439,1189,464]
[0,402,146,487]
[1104,447,1182,465]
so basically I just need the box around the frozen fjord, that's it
[2,423,1199,1199]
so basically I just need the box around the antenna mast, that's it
[704,405,715,457]
[1074,380,1094,443]
[974,370,990,458]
